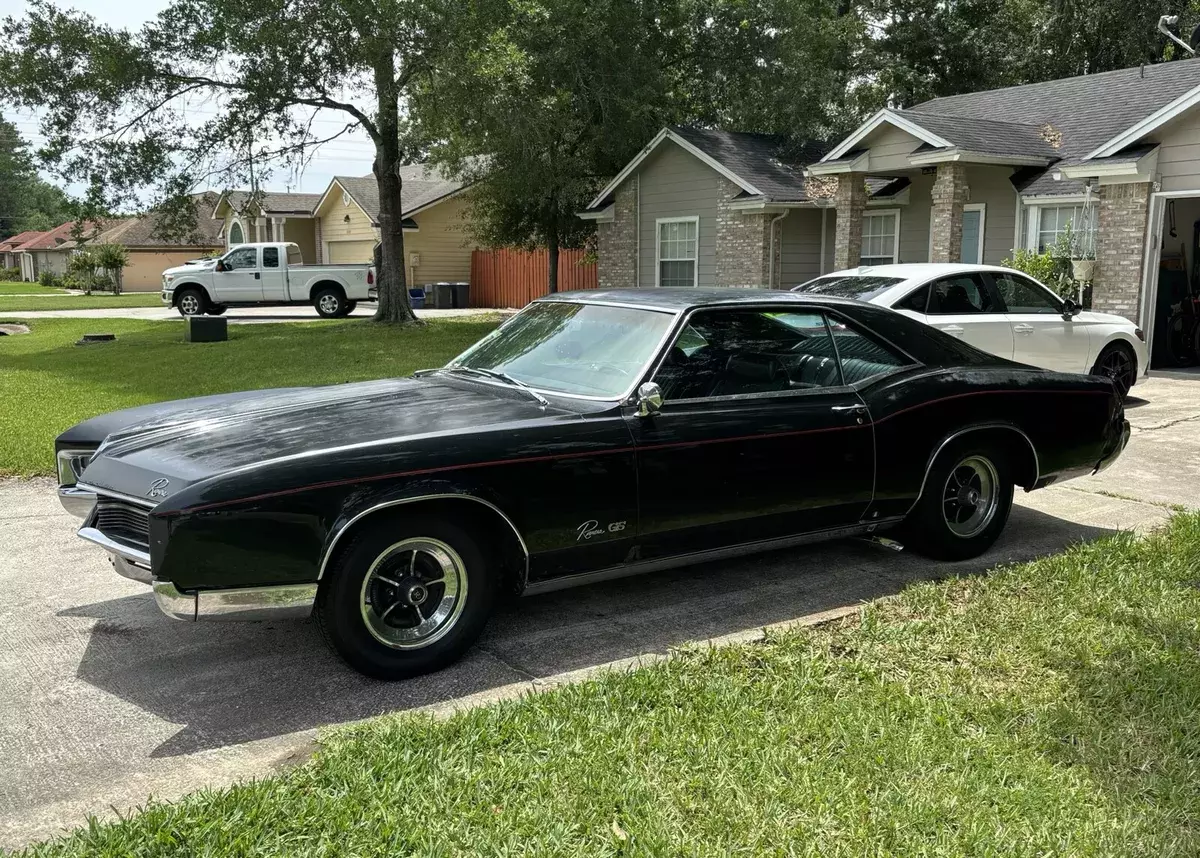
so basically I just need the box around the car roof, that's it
[817,263,1016,282]
[539,287,864,312]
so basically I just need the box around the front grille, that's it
[94,499,151,549]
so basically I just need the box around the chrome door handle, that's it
[1013,323,1034,334]
[939,325,964,334]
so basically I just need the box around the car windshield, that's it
[447,301,676,398]
[793,275,904,301]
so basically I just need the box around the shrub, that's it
[90,273,115,292]
[0,266,20,282]
[38,270,64,290]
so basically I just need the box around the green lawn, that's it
[0,317,500,476]
[0,281,69,296]
[18,515,1200,857]
[0,292,164,311]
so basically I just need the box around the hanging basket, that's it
[1071,259,1095,281]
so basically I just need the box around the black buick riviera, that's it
[56,289,1130,679]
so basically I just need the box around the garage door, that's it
[327,241,376,264]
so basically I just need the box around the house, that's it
[0,230,47,273]
[13,220,105,282]
[60,193,225,291]
[578,126,909,290]
[213,165,477,289]
[583,59,1200,368]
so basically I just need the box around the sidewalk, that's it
[7,304,507,324]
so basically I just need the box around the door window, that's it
[927,274,997,315]
[262,246,280,269]
[224,247,257,270]
[992,272,1061,314]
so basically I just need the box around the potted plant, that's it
[1065,214,1096,282]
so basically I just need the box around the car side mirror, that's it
[214,260,226,272]
[1062,298,1081,320]
[636,382,663,417]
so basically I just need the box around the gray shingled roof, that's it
[669,126,826,202]
[333,166,466,224]
[901,113,1061,159]
[907,59,1200,195]
[61,193,224,249]
[223,190,323,214]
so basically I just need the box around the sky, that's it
[2,0,378,201]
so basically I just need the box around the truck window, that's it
[225,247,257,270]
[287,245,303,266]
[263,246,280,268]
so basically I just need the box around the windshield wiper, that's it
[441,366,550,408]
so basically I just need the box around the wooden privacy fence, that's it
[469,248,598,308]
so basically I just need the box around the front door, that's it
[212,245,263,302]
[626,307,878,561]
[922,272,1015,360]
[960,207,983,265]
[989,270,1089,372]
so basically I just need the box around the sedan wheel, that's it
[318,515,497,679]
[942,455,1000,539]
[1090,344,1136,399]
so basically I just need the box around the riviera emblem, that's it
[576,520,627,541]
[147,477,171,499]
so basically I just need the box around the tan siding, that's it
[1151,109,1200,192]
[405,196,477,285]
[316,183,379,246]
[327,240,376,264]
[123,249,217,290]
[778,208,825,286]
[824,209,837,272]
[896,172,934,263]
[864,125,923,172]
[637,141,722,286]
[282,219,318,264]
[965,165,1020,264]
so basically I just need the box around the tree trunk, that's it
[547,226,559,297]
[371,54,417,324]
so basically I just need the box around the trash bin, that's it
[451,282,470,309]
[408,288,426,310]
[432,282,453,309]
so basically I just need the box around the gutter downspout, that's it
[768,210,789,289]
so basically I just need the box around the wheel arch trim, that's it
[310,279,347,300]
[171,282,210,305]
[317,492,531,585]
[908,422,1040,516]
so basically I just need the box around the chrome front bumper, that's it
[59,486,97,519]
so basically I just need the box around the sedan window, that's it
[892,283,930,313]
[792,275,904,302]
[992,272,1062,314]
[448,301,675,399]
[928,274,997,315]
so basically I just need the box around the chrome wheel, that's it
[359,538,467,649]
[179,294,201,315]
[318,293,341,315]
[942,455,999,539]
[1094,346,1135,398]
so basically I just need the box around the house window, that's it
[228,220,244,246]
[1024,204,1097,253]
[657,217,698,287]
[860,211,899,266]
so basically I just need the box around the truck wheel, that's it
[207,304,227,316]
[902,440,1014,562]
[314,288,346,319]
[176,288,207,317]
[341,301,358,317]
[317,515,498,679]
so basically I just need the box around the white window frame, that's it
[227,217,247,248]
[1022,201,1096,253]
[655,216,699,288]
[860,208,901,266]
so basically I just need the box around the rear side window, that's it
[262,247,280,268]
[892,283,930,313]
[287,245,303,266]
[826,316,911,384]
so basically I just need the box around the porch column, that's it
[716,179,772,287]
[272,217,286,241]
[929,163,969,263]
[254,217,268,242]
[833,173,867,270]
[1093,182,1151,322]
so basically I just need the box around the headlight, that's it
[57,450,93,487]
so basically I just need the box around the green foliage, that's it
[66,248,99,294]
[0,117,71,237]
[36,269,63,290]
[0,266,21,281]
[0,317,501,476]
[1004,231,1078,299]
[92,242,129,294]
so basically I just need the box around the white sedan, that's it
[793,263,1146,397]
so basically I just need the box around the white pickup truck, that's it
[160,242,374,318]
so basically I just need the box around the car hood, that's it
[76,377,557,503]
[163,260,216,277]
[1078,310,1137,329]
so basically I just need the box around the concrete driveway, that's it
[1,375,1196,849]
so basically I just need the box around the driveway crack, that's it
[1132,412,1200,433]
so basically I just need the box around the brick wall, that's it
[929,163,969,263]
[1093,182,1150,322]
[715,178,771,287]
[833,173,867,270]
[596,177,638,289]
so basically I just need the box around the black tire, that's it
[903,440,1014,562]
[1090,342,1137,400]
[207,304,228,316]
[317,515,497,680]
[176,287,208,317]
[341,300,358,317]
[313,287,346,319]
